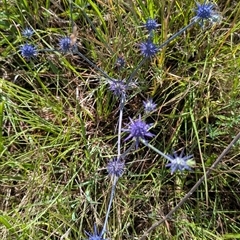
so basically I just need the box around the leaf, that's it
[223,233,240,239]
[0,215,12,230]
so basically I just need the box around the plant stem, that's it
[75,50,113,80]
[140,139,173,162]
[117,94,125,157]
[100,176,118,237]
[127,19,198,85]
[158,19,198,50]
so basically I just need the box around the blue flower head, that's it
[20,44,37,59]
[194,1,221,24]
[143,99,157,113]
[108,79,128,97]
[85,224,106,240]
[195,1,215,19]
[59,36,71,53]
[144,18,160,32]
[115,56,125,69]
[139,40,159,58]
[107,158,125,177]
[166,150,195,174]
[22,28,34,38]
[123,115,154,147]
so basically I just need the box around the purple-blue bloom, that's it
[22,28,34,38]
[20,44,37,59]
[123,115,154,146]
[59,36,71,53]
[107,158,125,177]
[85,224,106,240]
[144,18,160,32]
[166,150,194,174]
[115,56,125,69]
[195,2,215,20]
[139,40,159,58]
[143,99,157,113]
[108,79,128,97]
[194,1,221,24]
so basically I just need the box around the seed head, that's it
[20,44,37,59]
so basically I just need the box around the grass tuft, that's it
[1,0,240,239]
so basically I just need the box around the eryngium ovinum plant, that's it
[19,1,228,239]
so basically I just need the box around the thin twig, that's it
[139,132,240,240]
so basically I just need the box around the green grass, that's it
[1,0,240,239]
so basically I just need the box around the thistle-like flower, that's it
[139,40,159,58]
[123,115,154,147]
[59,36,71,53]
[20,44,37,59]
[108,79,128,97]
[195,1,215,19]
[166,150,194,174]
[194,1,221,25]
[115,56,125,70]
[85,224,106,240]
[143,99,157,113]
[107,158,125,177]
[144,18,160,32]
[22,27,34,38]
